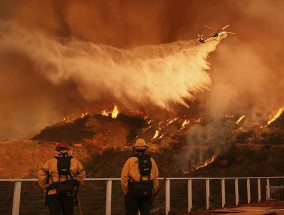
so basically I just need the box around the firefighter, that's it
[121,138,159,215]
[38,142,86,215]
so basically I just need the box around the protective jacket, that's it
[121,154,159,195]
[38,151,86,195]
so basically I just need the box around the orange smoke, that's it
[0,0,284,140]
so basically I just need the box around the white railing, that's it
[0,177,284,215]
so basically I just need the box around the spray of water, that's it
[0,22,220,138]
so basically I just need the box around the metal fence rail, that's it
[1,177,284,215]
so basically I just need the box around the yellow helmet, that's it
[133,138,148,148]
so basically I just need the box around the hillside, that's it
[0,111,284,178]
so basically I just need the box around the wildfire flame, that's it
[153,130,159,139]
[267,106,284,125]
[111,105,119,119]
[100,105,119,119]
[195,155,217,171]
[236,115,246,124]
[101,110,109,116]
[81,112,89,118]
[180,119,190,130]
[166,118,178,126]
[182,155,217,175]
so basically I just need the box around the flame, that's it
[182,155,217,175]
[267,106,284,125]
[81,112,89,118]
[236,115,246,124]
[153,130,159,139]
[180,119,190,130]
[195,155,217,170]
[166,118,178,126]
[100,105,119,118]
[111,105,119,119]
[101,110,109,116]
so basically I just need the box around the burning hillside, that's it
[30,106,284,176]
[32,111,147,150]
[0,105,284,178]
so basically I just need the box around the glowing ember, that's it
[236,115,246,124]
[267,107,284,125]
[111,105,119,119]
[180,119,190,130]
[153,130,159,139]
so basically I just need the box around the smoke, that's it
[204,44,283,126]
[175,120,235,172]
[171,0,284,168]
[0,0,284,146]
[0,22,218,139]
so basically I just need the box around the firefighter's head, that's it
[55,142,70,155]
[133,138,148,153]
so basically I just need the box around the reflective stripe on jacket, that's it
[121,156,159,195]
[38,156,86,195]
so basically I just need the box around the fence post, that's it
[221,179,225,208]
[206,179,210,210]
[257,178,261,202]
[247,178,251,204]
[188,179,192,213]
[12,181,21,215]
[235,178,239,206]
[106,180,112,215]
[266,178,270,200]
[166,179,170,215]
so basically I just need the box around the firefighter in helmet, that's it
[121,138,159,215]
[38,142,86,215]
